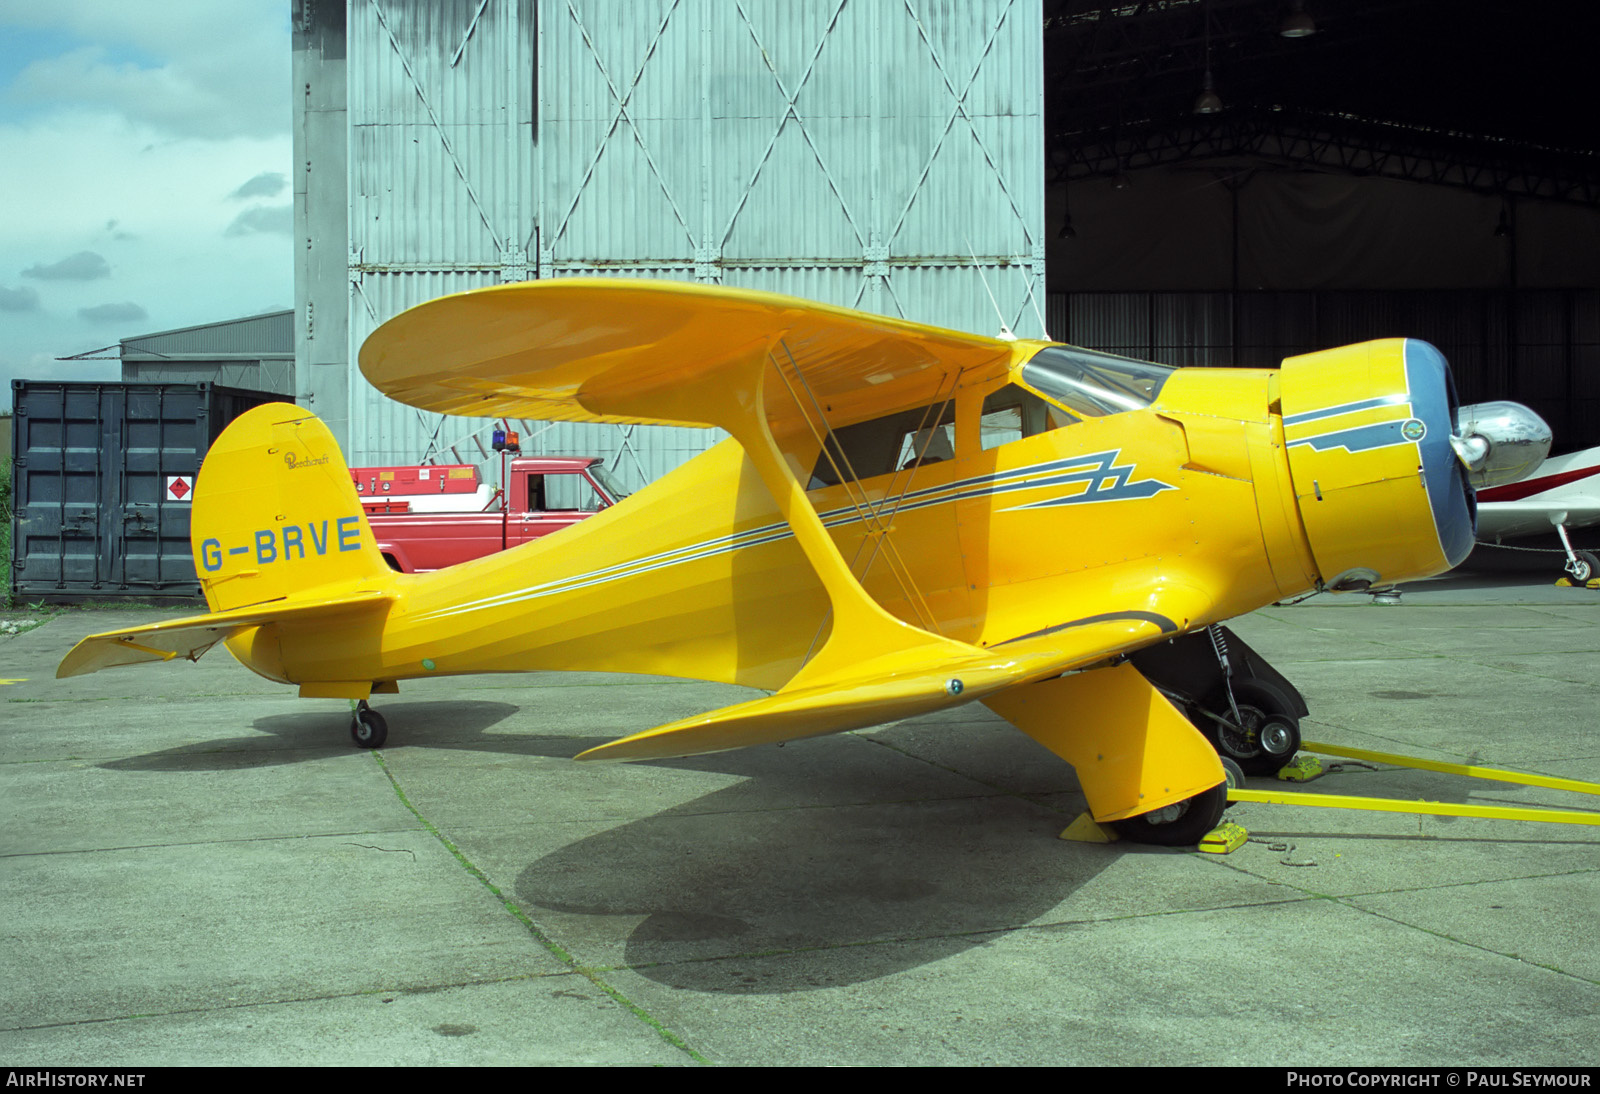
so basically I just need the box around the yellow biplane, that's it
[58,279,1485,845]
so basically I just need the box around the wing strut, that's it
[766,337,956,639]
[849,375,964,605]
[585,335,979,693]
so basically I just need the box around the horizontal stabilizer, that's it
[576,615,1171,762]
[56,591,394,679]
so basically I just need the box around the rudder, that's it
[193,403,390,611]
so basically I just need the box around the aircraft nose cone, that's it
[1408,341,1477,568]
[1453,400,1553,488]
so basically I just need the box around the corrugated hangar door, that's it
[341,0,1043,489]
[345,0,533,471]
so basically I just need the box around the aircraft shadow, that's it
[96,692,1135,990]
[98,700,523,771]
[511,745,1120,995]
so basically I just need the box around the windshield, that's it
[588,464,630,503]
[1020,345,1174,418]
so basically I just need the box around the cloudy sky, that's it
[0,1,291,409]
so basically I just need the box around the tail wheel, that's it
[1206,678,1302,777]
[350,702,388,749]
[1110,781,1228,846]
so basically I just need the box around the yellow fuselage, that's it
[226,337,1465,698]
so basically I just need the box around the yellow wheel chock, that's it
[1058,812,1119,843]
[1059,812,1251,854]
[1228,741,1600,827]
[1198,821,1249,854]
[1276,754,1324,782]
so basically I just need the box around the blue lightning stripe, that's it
[997,449,1176,511]
[412,450,1174,622]
[1286,420,1416,455]
[1282,393,1410,427]
[813,453,1133,522]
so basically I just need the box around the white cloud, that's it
[0,285,41,311]
[0,2,293,409]
[225,204,293,236]
[78,301,148,323]
[3,2,289,139]
[231,171,288,200]
[22,250,111,280]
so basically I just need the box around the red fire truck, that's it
[350,457,627,572]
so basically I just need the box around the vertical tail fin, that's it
[192,403,389,612]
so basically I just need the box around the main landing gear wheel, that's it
[1218,756,1246,807]
[350,701,388,749]
[1110,781,1229,846]
[1205,679,1302,777]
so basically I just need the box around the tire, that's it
[1571,551,1598,583]
[1218,755,1246,809]
[1204,678,1302,777]
[350,707,388,749]
[1111,780,1229,846]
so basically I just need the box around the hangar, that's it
[1042,0,1600,450]
[294,0,1046,484]
[113,310,294,397]
[292,0,1599,479]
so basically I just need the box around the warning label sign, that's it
[166,475,194,502]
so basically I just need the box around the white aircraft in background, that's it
[1474,443,1600,582]
[1450,400,1597,580]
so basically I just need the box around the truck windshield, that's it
[1020,345,1174,418]
[589,465,630,503]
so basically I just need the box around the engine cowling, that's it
[1277,339,1477,590]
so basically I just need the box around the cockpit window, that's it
[1020,345,1174,418]
[809,402,956,488]
[980,384,1077,450]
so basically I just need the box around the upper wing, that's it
[358,278,1012,430]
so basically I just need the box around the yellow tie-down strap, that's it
[1227,740,1600,827]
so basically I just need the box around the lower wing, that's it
[576,612,1182,762]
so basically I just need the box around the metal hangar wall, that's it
[293,0,1045,485]
[118,311,295,397]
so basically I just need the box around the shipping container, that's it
[9,381,279,601]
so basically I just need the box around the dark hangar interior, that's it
[1041,0,1600,450]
